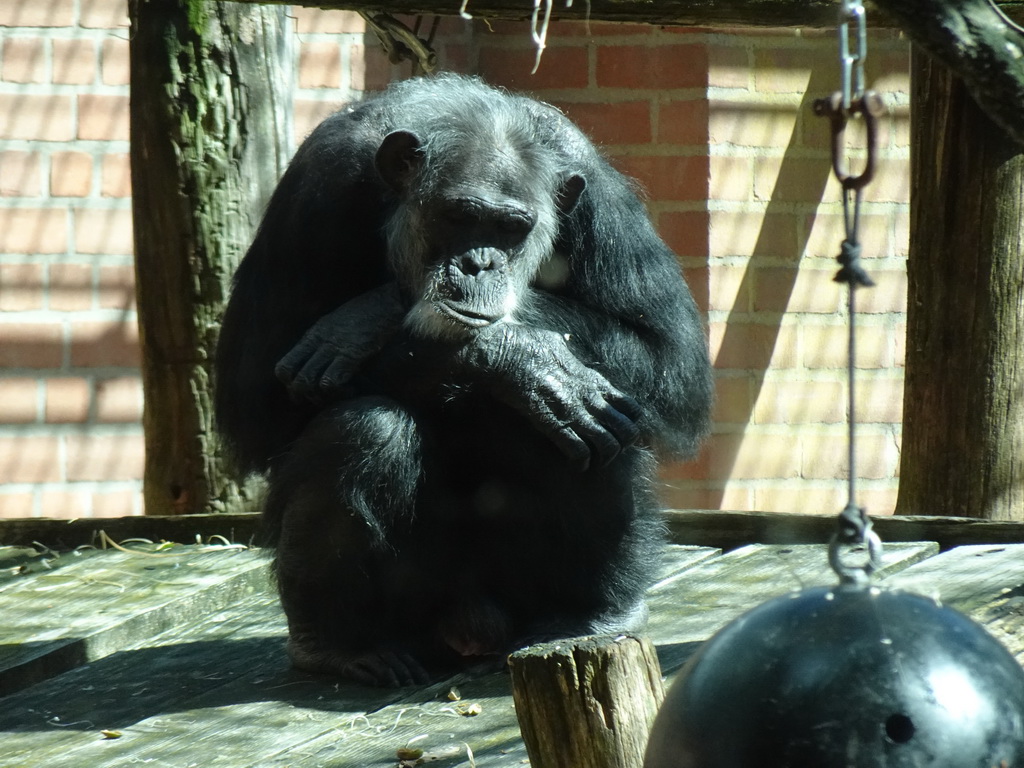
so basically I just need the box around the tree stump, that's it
[509,635,665,768]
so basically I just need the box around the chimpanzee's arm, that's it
[274,282,405,405]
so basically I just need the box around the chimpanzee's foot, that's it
[287,636,433,687]
[586,600,650,635]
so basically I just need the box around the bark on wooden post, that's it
[509,635,665,768]
[128,0,293,515]
[896,48,1024,520]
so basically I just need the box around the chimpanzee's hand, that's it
[458,325,643,470]
[275,282,405,404]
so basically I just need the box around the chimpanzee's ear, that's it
[375,130,424,193]
[557,173,586,214]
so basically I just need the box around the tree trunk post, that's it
[128,0,293,515]
[896,47,1024,520]
[509,634,665,768]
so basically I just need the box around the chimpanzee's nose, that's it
[459,249,505,275]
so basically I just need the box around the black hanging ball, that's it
[644,583,1024,768]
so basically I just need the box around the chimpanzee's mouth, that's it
[436,301,502,328]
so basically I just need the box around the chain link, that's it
[818,0,884,586]
[838,0,868,112]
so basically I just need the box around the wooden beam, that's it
[225,0,1024,29]
[875,0,1024,146]
[4,509,1024,550]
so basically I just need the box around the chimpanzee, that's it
[215,74,713,687]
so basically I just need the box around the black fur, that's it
[215,74,713,686]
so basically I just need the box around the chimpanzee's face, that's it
[375,129,582,339]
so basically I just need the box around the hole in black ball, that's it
[885,713,915,744]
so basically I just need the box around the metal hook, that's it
[813,90,885,191]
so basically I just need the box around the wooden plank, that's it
[223,0,1024,28]
[7,509,1024,552]
[0,587,494,768]
[646,541,937,672]
[652,544,720,586]
[662,508,1024,550]
[0,513,262,549]
[885,543,1024,663]
[0,541,943,768]
[0,546,270,696]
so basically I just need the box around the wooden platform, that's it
[2,515,1024,767]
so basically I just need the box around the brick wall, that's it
[0,3,910,519]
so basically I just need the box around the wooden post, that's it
[509,635,665,768]
[896,47,1024,520]
[128,0,293,515]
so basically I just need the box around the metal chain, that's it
[838,0,868,111]
[816,0,884,585]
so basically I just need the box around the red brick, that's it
[0,94,74,141]
[709,211,800,260]
[294,8,364,34]
[805,212,890,260]
[711,432,802,481]
[752,379,845,425]
[613,154,708,203]
[51,151,93,197]
[92,490,141,517]
[753,157,838,204]
[856,376,904,424]
[554,101,652,146]
[40,490,90,518]
[753,486,844,515]
[0,378,39,423]
[79,0,129,29]
[49,263,94,311]
[709,100,798,149]
[69,320,140,367]
[713,376,753,425]
[710,321,799,370]
[477,46,589,92]
[659,210,709,260]
[596,45,707,90]
[0,492,35,519]
[77,94,129,140]
[859,269,908,314]
[709,155,752,201]
[299,42,341,89]
[66,433,144,481]
[97,264,136,310]
[658,99,708,146]
[45,377,90,423]
[95,376,143,422]
[73,207,134,255]
[0,436,62,483]
[753,48,823,94]
[101,37,129,85]
[660,439,710,481]
[0,323,63,368]
[709,44,751,90]
[349,44,394,93]
[101,153,131,197]
[708,264,750,313]
[802,323,893,370]
[0,263,45,310]
[52,39,96,85]
[2,37,46,83]
[294,99,343,145]
[754,267,843,314]
[0,0,75,27]
[0,150,41,196]
[801,432,898,480]
[658,485,721,512]
[682,265,709,315]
